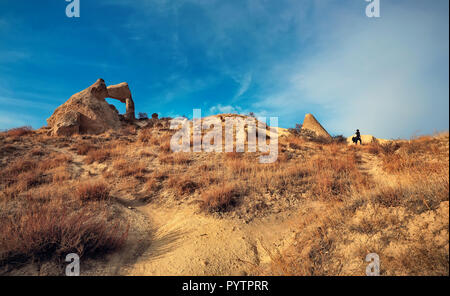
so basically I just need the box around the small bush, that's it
[121,125,136,136]
[200,183,240,212]
[332,135,347,144]
[6,126,33,138]
[84,149,110,164]
[138,112,149,120]
[138,128,153,143]
[76,181,110,201]
[75,143,95,155]
[0,203,128,267]
[167,175,198,195]
[39,153,72,171]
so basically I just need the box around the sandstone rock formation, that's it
[47,79,135,136]
[301,113,331,139]
[107,82,135,121]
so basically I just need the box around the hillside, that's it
[0,119,448,276]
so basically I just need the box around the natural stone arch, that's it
[107,82,135,121]
[46,79,136,136]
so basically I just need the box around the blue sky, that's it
[0,0,448,139]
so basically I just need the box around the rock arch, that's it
[107,82,135,121]
[47,79,136,136]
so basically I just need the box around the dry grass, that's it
[0,198,128,267]
[200,182,241,212]
[159,152,191,165]
[5,126,33,138]
[112,159,148,178]
[138,128,153,143]
[167,175,198,196]
[145,176,159,192]
[1,121,447,275]
[84,149,111,164]
[39,153,72,170]
[261,134,449,276]
[74,143,95,155]
[76,181,111,201]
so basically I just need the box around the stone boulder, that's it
[46,79,135,136]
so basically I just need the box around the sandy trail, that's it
[357,151,386,185]
[119,202,299,276]
[59,146,382,276]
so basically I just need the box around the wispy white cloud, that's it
[209,104,243,115]
[0,110,39,130]
[233,72,252,100]
[0,96,55,110]
[253,1,449,138]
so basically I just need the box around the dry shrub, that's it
[370,175,448,213]
[145,176,158,191]
[226,158,252,175]
[285,135,304,150]
[121,125,137,136]
[112,159,128,171]
[159,134,172,152]
[0,202,128,267]
[309,152,369,200]
[84,149,110,164]
[200,182,240,212]
[52,166,71,183]
[0,144,18,156]
[6,126,33,138]
[30,147,45,156]
[167,175,198,195]
[76,181,110,201]
[138,128,153,143]
[377,137,448,174]
[39,153,72,171]
[332,135,347,144]
[17,170,48,191]
[114,160,148,178]
[159,152,191,165]
[1,159,37,182]
[74,143,95,155]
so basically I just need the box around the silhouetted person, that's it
[355,129,362,145]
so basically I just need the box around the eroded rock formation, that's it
[47,79,135,136]
[107,82,135,121]
[301,113,331,139]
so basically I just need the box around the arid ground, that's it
[0,118,448,276]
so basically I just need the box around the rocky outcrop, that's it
[46,79,135,136]
[301,113,331,139]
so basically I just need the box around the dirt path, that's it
[118,202,299,276]
[357,150,386,185]
[53,146,313,275]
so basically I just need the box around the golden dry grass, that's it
[0,122,447,275]
[260,133,449,276]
